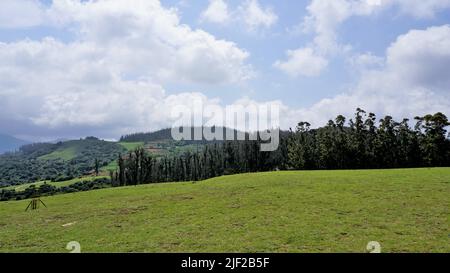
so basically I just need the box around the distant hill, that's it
[0,134,29,154]
[0,129,217,188]
[0,137,126,187]
[0,127,287,188]
[48,138,71,144]
[119,127,281,143]
[120,128,173,142]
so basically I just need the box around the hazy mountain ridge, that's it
[0,134,29,154]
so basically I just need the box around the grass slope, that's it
[38,146,77,161]
[101,161,118,172]
[100,142,144,171]
[118,142,144,151]
[0,168,448,253]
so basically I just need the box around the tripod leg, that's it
[25,201,32,211]
[39,199,47,208]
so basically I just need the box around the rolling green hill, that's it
[38,146,78,161]
[0,137,126,187]
[0,129,206,188]
[118,142,145,151]
[0,168,448,253]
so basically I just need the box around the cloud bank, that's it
[285,25,450,127]
[275,0,450,78]
[0,0,448,141]
[0,0,254,139]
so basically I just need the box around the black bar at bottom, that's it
[0,253,445,272]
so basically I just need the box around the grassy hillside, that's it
[0,128,213,188]
[0,135,205,187]
[38,146,77,161]
[118,142,144,151]
[0,168,448,253]
[0,138,126,187]
[37,138,121,161]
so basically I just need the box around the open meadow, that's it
[0,168,448,253]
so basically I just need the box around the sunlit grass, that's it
[38,147,77,161]
[118,142,144,151]
[0,168,448,253]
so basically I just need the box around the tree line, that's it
[0,177,112,201]
[113,109,450,186]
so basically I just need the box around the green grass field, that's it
[101,161,118,172]
[118,142,144,151]
[101,142,144,172]
[38,147,77,161]
[0,168,448,253]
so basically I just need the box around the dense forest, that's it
[120,127,247,145]
[120,129,174,142]
[114,109,450,186]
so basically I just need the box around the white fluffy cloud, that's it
[201,0,277,31]
[48,0,252,84]
[0,0,45,28]
[276,0,450,78]
[274,0,357,77]
[302,0,450,53]
[239,0,278,31]
[389,0,450,19]
[286,25,450,126]
[273,48,328,77]
[348,52,384,70]
[201,0,231,24]
[0,0,254,139]
[385,25,450,89]
[1,1,449,140]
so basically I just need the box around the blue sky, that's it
[0,0,449,141]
